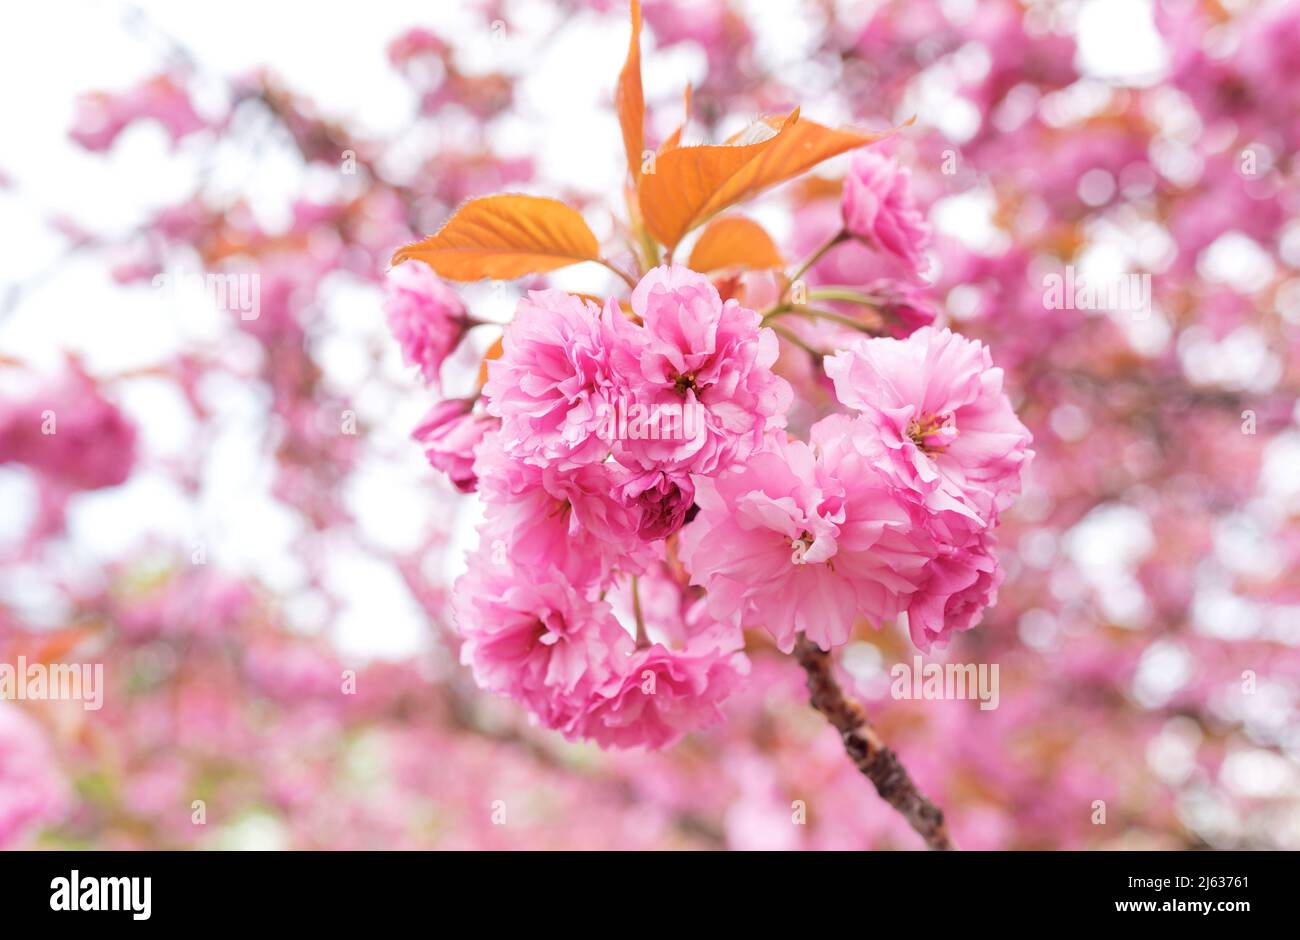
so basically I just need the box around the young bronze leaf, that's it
[637,108,799,252]
[477,335,504,387]
[697,119,890,221]
[688,216,784,272]
[615,0,644,182]
[391,194,600,281]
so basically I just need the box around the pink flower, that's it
[574,638,749,749]
[614,265,791,475]
[69,75,207,152]
[383,261,469,386]
[678,418,932,653]
[825,326,1033,522]
[483,290,627,468]
[616,467,696,540]
[473,432,653,587]
[840,151,931,279]
[454,557,633,730]
[905,531,1004,652]
[0,370,137,491]
[411,398,495,493]
[570,573,750,749]
[871,282,939,338]
[0,705,68,848]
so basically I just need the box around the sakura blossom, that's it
[679,419,932,653]
[483,290,625,468]
[612,265,792,475]
[454,556,634,731]
[840,150,932,280]
[825,327,1034,523]
[383,260,471,388]
[411,398,494,493]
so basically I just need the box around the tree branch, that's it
[793,634,955,850]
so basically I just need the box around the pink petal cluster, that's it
[612,265,792,474]
[0,705,69,848]
[615,467,695,541]
[572,636,748,749]
[824,326,1033,522]
[824,326,1033,649]
[840,151,931,280]
[0,370,137,491]
[455,557,635,729]
[472,433,653,587]
[483,290,626,468]
[411,398,495,493]
[384,260,470,387]
[455,555,748,749]
[679,416,932,652]
[69,75,208,153]
[446,266,795,748]
[682,327,1031,654]
[429,267,1028,747]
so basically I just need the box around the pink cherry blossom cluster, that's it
[386,248,1032,748]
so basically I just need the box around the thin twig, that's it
[599,258,638,289]
[793,634,955,850]
[776,228,847,305]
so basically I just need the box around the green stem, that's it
[807,286,882,306]
[635,227,661,274]
[764,305,879,334]
[779,229,848,304]
[768,323,825,358]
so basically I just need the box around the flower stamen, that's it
[906,412,954,454]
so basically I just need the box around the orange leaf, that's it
[392,194,601,281]
[17,626,92,666]
[478,335,504,387]
[637,109,800,252]
[615,0,645,182]
[688,216,784,272]
[697,119,893,221]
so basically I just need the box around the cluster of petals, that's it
[840,151,932,280]
[0,370,137,491]
[447,266,792,748]
[456,553,749,749]
[679,415,933,653]
[611,265,792,475]
[411,398,494,493]
[383,260,469,387]
[824,326,1033,523]
[682,328,1032,654]
[454,556,634,730]
[482,289,628,469]
[422,261,1028,747]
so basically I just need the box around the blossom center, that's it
[906,412,954,454]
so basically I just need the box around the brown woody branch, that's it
[793,634,955,850]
